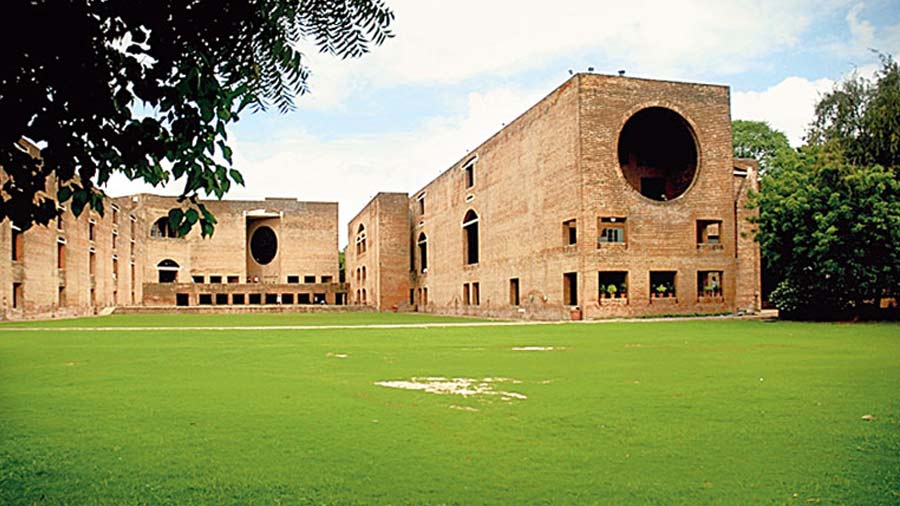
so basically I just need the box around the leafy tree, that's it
[807,53,900,170]
[749,55,900,319]
[0,0,393,235]
[732,120,793,175]
[753,154,900,318]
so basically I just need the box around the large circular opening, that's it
[250,226,277,265]
[617,107,698,201]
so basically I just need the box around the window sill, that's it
[697,243,724,251]
[598,297,629,306]
[649,296,677,303]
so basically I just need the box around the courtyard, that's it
[0,315,897,505]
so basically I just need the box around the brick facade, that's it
[1,159,346,319]
[347,74,761,319]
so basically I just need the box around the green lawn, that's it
[0,319,897,505]
[0,311,491,328]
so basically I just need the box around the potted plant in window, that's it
[665,282,675,298]
[655,284,667,298]
[606,284,617,299]
[619,283,628,299]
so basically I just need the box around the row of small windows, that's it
[180,292,334,306]
[563,218,722,247]
[460,270,724,308]
[13,213,137,263]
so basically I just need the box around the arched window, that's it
[362,266,366,283]
[361,289,367,304]
[157,259,180,283]
[150,217,177,238]
[462,210,479,265]
[355,224,367,254]
[417,232,428,273]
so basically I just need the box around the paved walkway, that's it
[0,311,777,332]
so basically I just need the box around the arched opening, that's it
[462,210,479,265]
[417,232,428,273]
[361,289,367,305]
[362,266,366,283]
[355,224,367,254]
[150,217,177,238]
[618,107,698,201]
[250,226,277,265]
[157,259,180,283]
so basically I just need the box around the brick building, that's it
[1,150,346,319]
[347,74,761,319]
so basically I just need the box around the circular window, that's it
[617,107,698,201]
[250,226,277,265]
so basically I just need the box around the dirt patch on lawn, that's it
[511,346,566,352]
[375,377,527,401]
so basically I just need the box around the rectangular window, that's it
[89,220,96,242]
[215,293,229,305]
[464,161,475,188]
[410,289,415,305]
[249,293,262,305]
[304,275,316,283]
[192,275,205,283]
[227,276,240,284]
[598,217,626,246]
[298,293,311,304]
[232,293,246,305]
[112,232,117,250]
[698,271,724,299]
[321,275,334,283]
[697,220,723,245]
[563,219,577,246]
[130,239,135,257]
[12,283,23,309]
[59,286,66,307]
[209,275,222,284]
[112,258,118,280]
[563,272,578,306]
[111,205,119,224]
[472,282,480,305]
[89,251,96,276]
[422,287,428,306]
[57,241,66,269]
[11,227,23,261]
[265,293,278,304]
[510,278,520,306]
[282,293,295,304]
[287,275,300,284]
[176,293,190,306]
[417,193,426,215]
[463,283,471,305]
[314,293,326,304]
[198,294,213,305]
[650,271,677,299]
[598,271,628,300]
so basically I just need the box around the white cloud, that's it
[108,81,554,246]
[293,0,848,109]
[732,76,835,146]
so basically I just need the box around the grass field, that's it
[0,315,897,505]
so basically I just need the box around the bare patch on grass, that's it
[375,377,527,401]
[326,352,349,359]
[511,346,565,352]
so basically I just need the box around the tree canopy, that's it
[739,55,900,319]
[732,120,792,175]
[0,0,393,235]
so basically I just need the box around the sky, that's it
[106,0,900,246]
